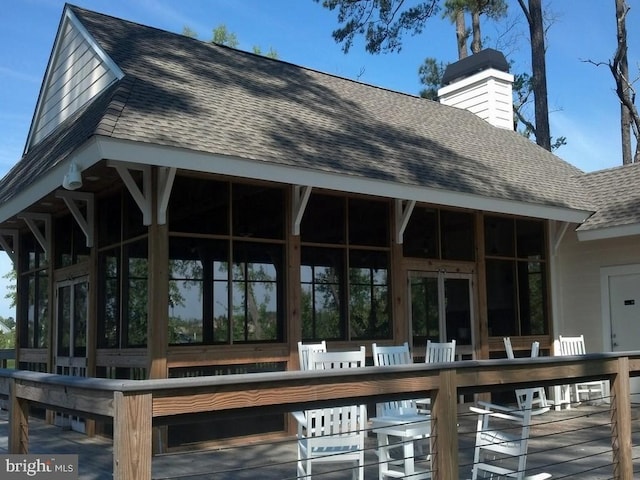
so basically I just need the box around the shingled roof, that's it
[0,5,604,227]
[576,162,640,240]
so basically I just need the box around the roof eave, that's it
[0,136,593,226]
[576,223,640,241]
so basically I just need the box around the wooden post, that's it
[8,378,29,454]
[113,391,152,480]
[610,356,633,479]
[431,369,458,479]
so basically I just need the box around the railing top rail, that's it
[1,350,639,393]
[0,349,15,360]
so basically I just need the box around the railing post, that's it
[610,356,633,480]
[113,391,152,480]
[8,378,29,454]
[431,368,458,479]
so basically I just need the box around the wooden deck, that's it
[1,403,636,479]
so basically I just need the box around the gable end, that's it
[26,6,124,152]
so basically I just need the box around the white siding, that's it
[29,13,119,147]
[554,228,640,351]
[438,69,514,130]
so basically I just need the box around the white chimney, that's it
[437,49,514,130]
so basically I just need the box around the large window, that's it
[484,216,548,336]
[19,231,49,349]
[300,194,391,341]
[168,177,285,344]
[54,213,90,268]
[97,188,148,348]
[403,207,475,261]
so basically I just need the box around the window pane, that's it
[97,192,122,247]
[349,250,390,339]
[169,177,229,235]
[37,273,48,348]
[403,207,438,259]
[231,242,283,342]
[348,198,389,247]
[484,216,515,257]
[232,184,284,239]
[517,219,546,259]
[444,278,472,344]
[518,262,548,335]
[300,247,343,340]
[126,242,148,347]
[99,251,119,348]
[410,276,439,345]
[441,211,475,261]
[73,282,87,357]
[169,279,203,344]
[486,259,517,336]
[301,194,345,244]
[57,285,70,357]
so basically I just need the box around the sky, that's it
[0,0,638,319]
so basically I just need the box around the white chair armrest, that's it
[292,410,306,425]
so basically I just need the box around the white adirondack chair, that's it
[371,342,431,480]
[558,335,608,404]
[470,389,551,480]
[297,341,327,370]
[372,342,417,416]
[504,337,548,411]
[425,339,456,363]
[296,347,367,480]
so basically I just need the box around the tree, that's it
[612,0,639,163]
[516,0,551,151]
[584,0,640,164]
[317,0,441,53]
[212,24,239,48]
[183,24,279,59]
[319,0,556,151]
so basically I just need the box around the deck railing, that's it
[0,351,638,479]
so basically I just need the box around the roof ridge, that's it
[94,77,135,136]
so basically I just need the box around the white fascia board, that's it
[0,135,592,225]
[96,137,592,224]
[0,138,103,223]
[577,223,640,241]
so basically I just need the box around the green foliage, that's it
[3,269,16,309]
[0,316,15,349]
[317,0,441,53]
[212,24,239,47]
[252,46,279,59]
[418,57,447,100]
[182,26,198,38]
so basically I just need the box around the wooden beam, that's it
[8,378,29,454]
[113,391,152,480]
[291,185,311,235]
[395,199,415,244]
[17,213,51,257]
[431,369,458,480]
[156,167,176,225]
[610,356,633,479]
[0,229,18,265]
[108,161,153,225]
[55,190,95,247]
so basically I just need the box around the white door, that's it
[55,276,89,432]
[608,272,640,402]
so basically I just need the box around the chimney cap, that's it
[441,49,509,86]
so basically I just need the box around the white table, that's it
[371,414,432,479]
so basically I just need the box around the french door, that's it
[409,271,475,359]
[55,276,89,432]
